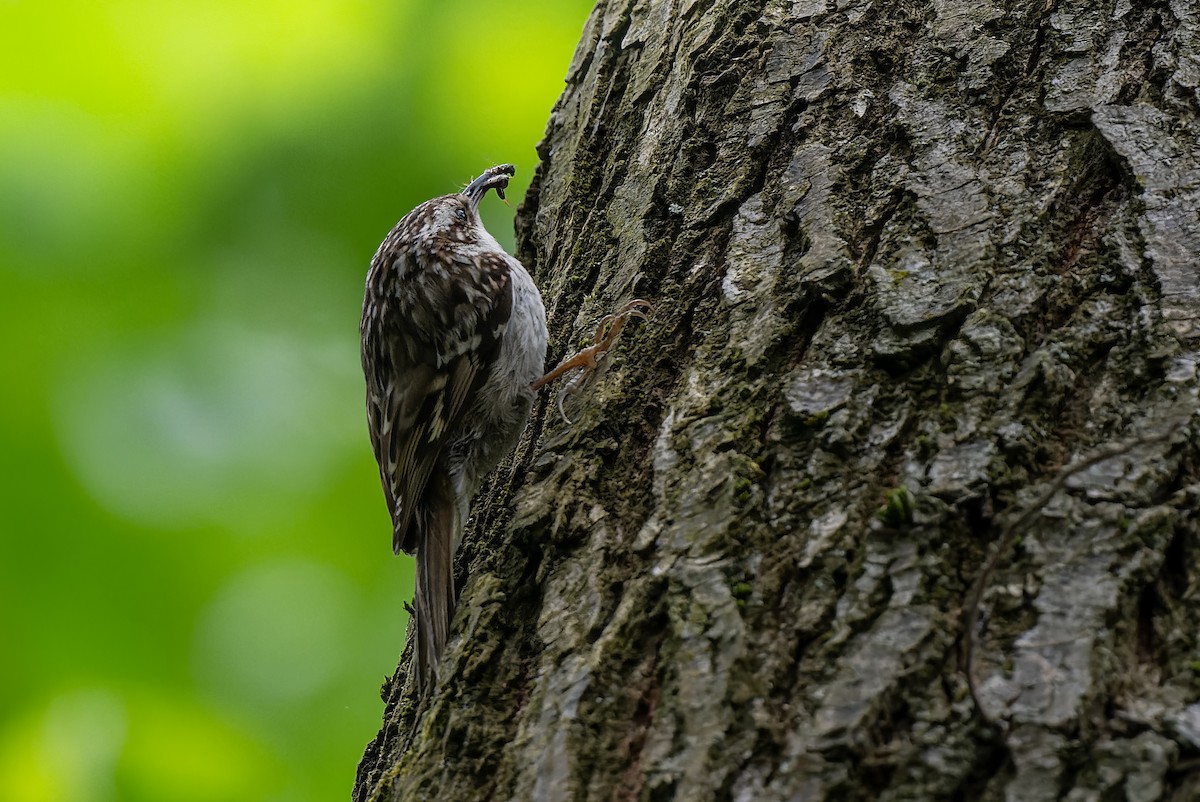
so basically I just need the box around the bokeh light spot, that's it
[193,560,359,705]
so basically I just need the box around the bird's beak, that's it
[464,164,516,208]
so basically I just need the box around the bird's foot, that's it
[532,299,652,422]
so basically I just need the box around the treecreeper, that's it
[360,164,650,693]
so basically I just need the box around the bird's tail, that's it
[413,479,460,695]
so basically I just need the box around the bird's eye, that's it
[455,208,468,222]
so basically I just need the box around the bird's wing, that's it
[362,242,513,554]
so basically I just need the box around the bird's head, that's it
[407,164,515,246]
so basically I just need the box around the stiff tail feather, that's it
[412,485,460,694]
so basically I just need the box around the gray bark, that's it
[354,1,1200,800]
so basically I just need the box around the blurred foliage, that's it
[0,1,593,799]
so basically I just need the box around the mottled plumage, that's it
[361,165,547,692]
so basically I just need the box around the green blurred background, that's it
[0,1,592,799]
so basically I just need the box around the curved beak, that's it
[464,163,516,208]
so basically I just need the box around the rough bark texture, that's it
[354,1,1200,800]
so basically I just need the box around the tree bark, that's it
[354,1,1200,800]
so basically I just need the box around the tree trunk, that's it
[354,1,1200,799]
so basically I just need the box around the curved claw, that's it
[617,298,654,317]
[556,382,577,425]
[593,299,654,349]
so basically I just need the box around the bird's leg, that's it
[531,300,652,391]
[532,300,651,421]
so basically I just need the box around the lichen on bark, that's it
[354,1,1200,800]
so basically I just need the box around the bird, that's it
[361,164,648,693]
